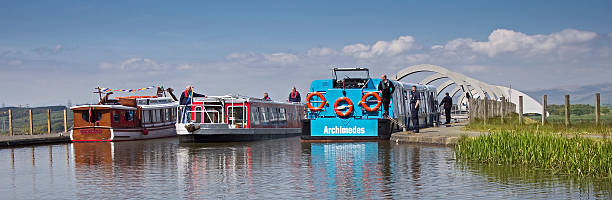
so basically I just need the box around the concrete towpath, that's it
[0,133,71,148]
[390,122,485,146]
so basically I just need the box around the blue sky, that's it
[1,1,611,106]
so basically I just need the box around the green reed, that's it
[456,131,612,177]
[465,114,612,135]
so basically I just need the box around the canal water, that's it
[1,137,610,199]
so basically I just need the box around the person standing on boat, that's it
[263,93,272,101]
[439,92,453,124]
[288,87,301,103]
[410,85,421,133]
[179,85,206,123]
[377,74,395,117]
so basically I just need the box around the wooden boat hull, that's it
[71,124,176,142]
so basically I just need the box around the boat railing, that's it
[176,104,224,124]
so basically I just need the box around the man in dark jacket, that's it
[179,85,206,123]
[288,87,301,103]
[263,92,272,101]
[410,86,421,133]
[377,74,395,116]
[439,92,453,124]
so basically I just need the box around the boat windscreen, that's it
[333,68,369,80]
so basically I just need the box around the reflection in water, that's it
[302,142,392,199]
[458,161,612,199]
[72,139,181,199]
[0,137,610,199]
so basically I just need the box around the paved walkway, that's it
[0,132,70,148]
[390,122,485,146]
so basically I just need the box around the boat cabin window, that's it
[269,108,277,122]
[280,108,286,120]
[251,107,260,125]
[170,108,176,121]
[81,110,102,123]
[153,109,161,123]
[261,107,268,123]
[164,108,170,121]
[124,111,134,121]
[227,106,245,125]
[112,111,120,122]
[142,110,151,124]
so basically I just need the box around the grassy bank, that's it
[456,131,612,177]
[465,114,612,135]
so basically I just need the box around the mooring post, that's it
[29,109,33,135]
[47,109,51,134]
[8,109,13,136]
[565,95,570,127]
[596,93,600,126]
[500,97,505,124]
[519,96,524,125]
[542,95,547,126]
[484,97,488,125]
[63,110,67,133]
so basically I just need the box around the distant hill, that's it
[524,83,612,105]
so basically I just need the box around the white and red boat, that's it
[70,95,178,142]
[176,95,305,142]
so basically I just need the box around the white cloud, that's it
[341,43,369,54]
[341,35,417,58]
[403,54,429,63]
[263,53,299,64]
[98,57,168,71]
[33,44,64,54]
[307,47,337,56]
[177,64,194,70]
[440,29,597,57]
[120,58,165,70]
[224,52,298,65]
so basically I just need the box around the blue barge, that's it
[301,68,440,141]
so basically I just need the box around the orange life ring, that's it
[361,92,382,112]
[306,92,326,111]
[334,97,354,117]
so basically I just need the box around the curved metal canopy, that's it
[391,64,544,114]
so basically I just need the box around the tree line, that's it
[547,104,611,116]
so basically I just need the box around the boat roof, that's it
[70,104,137,110]
[140,102,179,110]
[193,94,302,105]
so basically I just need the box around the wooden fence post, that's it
[500,97,505,124]
[63,110,67,133]
[29,109,33,135]
[542,95,547,126]
[468,98,473,123]
[596,93,600,126]
[47,109,51,134]
[519,96,524,125]
[484,97,489,125]
[565,95,570,127]
[8,109,13,136]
